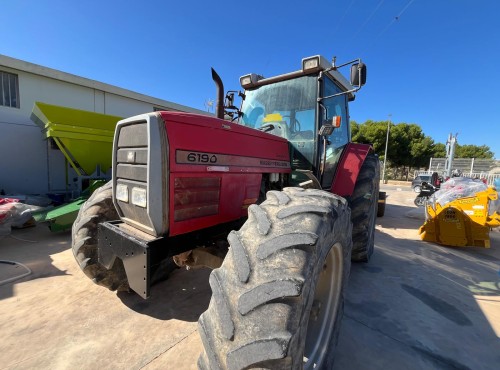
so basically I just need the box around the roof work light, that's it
[302,55,331,73]
[240,73,262,89]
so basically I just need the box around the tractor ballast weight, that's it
[72,54,379,368]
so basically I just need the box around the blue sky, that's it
[2,0,499,157]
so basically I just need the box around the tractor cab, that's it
[237,55,366,188]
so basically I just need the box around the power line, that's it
[352,0,386,41]
[397,0,416,18]
[333,0,356,34]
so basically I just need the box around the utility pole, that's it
[382,114,391,183]
[445,133,458,178]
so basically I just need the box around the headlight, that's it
[132,187,147,208]
[116,184,129,202]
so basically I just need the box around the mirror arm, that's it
[318,101,328,121]
[325,58,362,71]
[318,57,365,102]
[317,86,362,102]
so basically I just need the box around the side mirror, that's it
[350,62,367,87]
[225,92,235,109]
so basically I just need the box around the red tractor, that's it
[72,55,382,369]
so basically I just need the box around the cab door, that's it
[319,77,350,188]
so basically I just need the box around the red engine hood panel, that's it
[158,111,291,236]
[159,111,291,173]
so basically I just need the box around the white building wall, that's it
[0,112,50,194]
[21,73,96,111]
[104,93,157,118]
[0,56,204,195]
[94,90,105,114]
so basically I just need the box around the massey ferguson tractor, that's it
[72,54,381,369]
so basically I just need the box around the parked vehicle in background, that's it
[414,182,439,206]
[412,175,432,193]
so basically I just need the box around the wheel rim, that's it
[303,243,343,369]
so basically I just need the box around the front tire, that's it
[72,181,129,291]
[198,188,352,370]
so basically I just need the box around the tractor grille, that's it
[114,121,153,231]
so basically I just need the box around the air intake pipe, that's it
[211,68,225,119]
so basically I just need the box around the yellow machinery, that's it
[419,187,500,248]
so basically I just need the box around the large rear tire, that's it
[350,154,380,262]
[198,188,352,370]
[71,181,129,291]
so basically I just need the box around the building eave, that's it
[0,54,208,115]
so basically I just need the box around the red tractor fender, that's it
[330,142,373,197]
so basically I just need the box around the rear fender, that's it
[330,143,373,197]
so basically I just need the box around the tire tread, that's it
[198,188,352,369]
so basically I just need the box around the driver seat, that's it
[259,113,290,139]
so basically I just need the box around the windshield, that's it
[240,75,318,172]
[240,75,317,131]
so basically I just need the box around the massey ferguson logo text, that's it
[259,160,289,167]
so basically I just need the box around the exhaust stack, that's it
[211,68,225,119]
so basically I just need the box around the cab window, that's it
[240,75,318,171]
[321,77,349,187]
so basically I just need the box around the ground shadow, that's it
[377,203,425,231]
[334,195,500,370]
[117,267,212,322]
[0,226,70,300]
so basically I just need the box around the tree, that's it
[351,120,391,159]
[350,119,495,179]
[455,144,494,159]
[411,136,434,168]
[429,142,493,159]
[351,120,435,179]
[388,123,434,178]
[350,120,360,139]
[432,143,447,158]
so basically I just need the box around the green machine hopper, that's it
[30,102,122,231]
[31,102,122,177]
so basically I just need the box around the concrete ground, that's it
[0,185,499,370]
